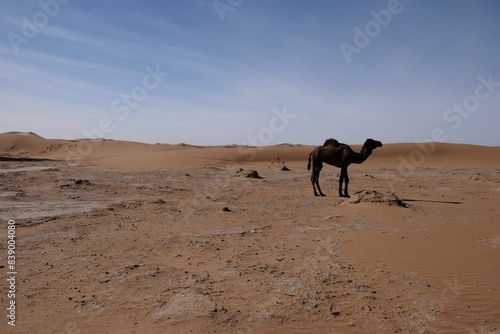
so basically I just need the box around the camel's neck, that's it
[351,145,373,164]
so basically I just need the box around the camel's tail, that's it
[307,152,312,171]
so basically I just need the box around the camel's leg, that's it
[311,158,325,196]
[315,167,326,196]
[310,158,318,196]
[343,167,350,198]
[339,167,350,197]
[310,153,319,196]
[338,168,344,197]
[311,169,320,196]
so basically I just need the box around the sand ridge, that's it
[1,132,499,333]
[1,132,499,171]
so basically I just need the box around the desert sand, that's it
[1,132,499,334]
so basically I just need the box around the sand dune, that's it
[1,132,499,170]
[1,132,499,333]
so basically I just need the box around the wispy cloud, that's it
[1,1,499,145]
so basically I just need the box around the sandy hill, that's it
[0,132,499,171]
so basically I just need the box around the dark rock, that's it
[152,199,166,204]
[75,179,91,186]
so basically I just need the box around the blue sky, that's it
[1,0,499,146]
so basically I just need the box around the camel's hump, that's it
[323,138,340,146]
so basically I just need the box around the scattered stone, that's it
[75,179,91,186]
[212,306,227,313]
[222,207,231,212]
[280,165,291,171]
[152,199,166,204]
[235,168,262,179]
[246,170,261,178]
[57,179,92,188]
[127,264,140,270]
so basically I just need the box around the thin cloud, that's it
[1,1,499,146]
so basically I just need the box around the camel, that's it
[307,138,383,197]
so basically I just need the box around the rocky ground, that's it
[1,157,499,333]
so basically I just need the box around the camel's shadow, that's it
[0,156,53,162]
[337,190,464,208]
[400,198,463,205]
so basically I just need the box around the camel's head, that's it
[364,138,383,150]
